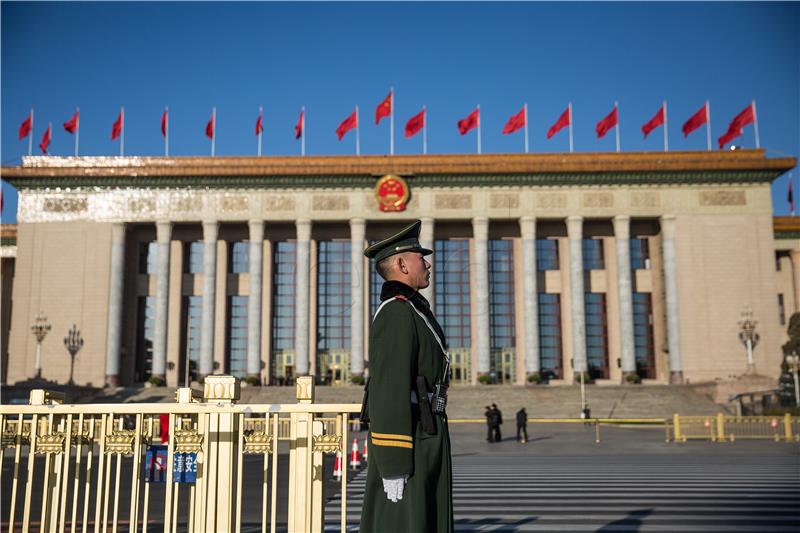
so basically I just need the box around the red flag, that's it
[255,112,263,135]
[457,108,479,135]
[63,110,79,134]
[502,107,526,135]
[205,111,215,139]
[375,91,392,125]
[295,110,304,139]
[789,178,794,214]
[547,106,571,139]
[682,104,708,137]
[336,110,358,140]
[405,109,425,138]
[717,103,756,149]
[641,104,665,139]
[39,125,52,154]
[111,111,124,140]
[595,106,618,138]
[161,109,168,137]
[19,112,33,140]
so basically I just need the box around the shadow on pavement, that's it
[455,515,538,532]
[596,508,654,532]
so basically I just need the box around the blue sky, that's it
[2,1,798,222]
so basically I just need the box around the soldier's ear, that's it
[398,256,408,274]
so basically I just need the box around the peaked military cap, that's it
[363,220,433,263]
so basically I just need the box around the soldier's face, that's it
[401,252,431,290]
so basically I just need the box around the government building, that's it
[0,150,796,388]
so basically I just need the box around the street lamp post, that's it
[786,353,800,407]
[738,306,760,373]
[63,324,84,386]
[30,312,51,379]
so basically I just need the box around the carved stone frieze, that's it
[631,191,660,208]
[43,197,88,213]
[582,192,614,208]
[263,195,295,211]
[312,195,349,211]
[489,193,519,209]
[221,195,249,213]
[435,194,472,210]
[699,190,746,206]
[536,193,567,209]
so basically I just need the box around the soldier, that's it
[359,220,453,533]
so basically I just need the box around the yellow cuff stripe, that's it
[370,432,413,442]
[371,438,413,449]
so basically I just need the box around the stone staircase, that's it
[77,382,726,419]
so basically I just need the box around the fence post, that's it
[784,413,794,442]
[201,375,240,532]
[716,413,726,442]
[288,376,319,533]
[673,414,682,442]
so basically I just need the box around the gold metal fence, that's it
[672,413,799,442]
[0,375,361,533]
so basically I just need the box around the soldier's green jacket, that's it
[359,281,453,533]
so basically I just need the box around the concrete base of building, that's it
[105,374,120,388]
[144,374,167,387]
[669,371,685,384]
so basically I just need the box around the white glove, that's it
[382,475,409,503]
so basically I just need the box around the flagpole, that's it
[258,106,263,157]
[75,108,80,157]
[28,108,34,157]
[614,101,620,153]
[663,101,669,152]
[791,172,796,216]
[355,106,360,156]
[165,106,169,157]
[705,100,712,151]
[477,105,481,155]
[390,87,394,155]
[120,107,125,156]
[211,107,216,157]
[423,105,428,155]
[568,102,574,153]
[752,100,760,149]
[524,103,529,154]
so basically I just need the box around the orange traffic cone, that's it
[333,450,342,481]
[362,437,368,462]
[349,437,361,470]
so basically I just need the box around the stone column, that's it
[294,219,312,376]
[152,221,172,381]
[350,218,366,378]
[472,217,491,375]
[566,216,587,376]
[105,222,126,387]
[419,217,435,305]
[200,220,218,377]
[520,216,539,377]
[614,215,636,382]
[790,249,800,313]
[247,220,264,381]
[661,215,683,383]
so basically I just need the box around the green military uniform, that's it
[359,222,453,533]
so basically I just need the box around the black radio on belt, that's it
[430,357,451,414]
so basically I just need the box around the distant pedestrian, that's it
[484,406,494,442]
[490,403,503,442]
[581,403,591,426]
[516,408,528,443]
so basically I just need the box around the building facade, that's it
[1,150,796,387]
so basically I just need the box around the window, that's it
[229,241,249,274]
[489,240,516,383]
[633,293,655,379]
[271,241,296,384]
[630,238,650,270]
[434,239,471,349]
[183,296,203,380]
[138,242,157,274]
[536,239,559,271]
[185,242,204,274]
[317,240,351,352]
[227,296,248,378]
[779,294,786,326]
[538,293,562,380]
[135,296,156,382]
[585,293,609,379]
[582,239,604,270]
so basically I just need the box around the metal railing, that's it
[672,413,799,442]
[0,375,361,533]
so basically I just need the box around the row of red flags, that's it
[19,98,757,155]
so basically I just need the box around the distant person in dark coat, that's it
[489,403,503,442]
[484,406,494,442]
[516,408,528,443]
